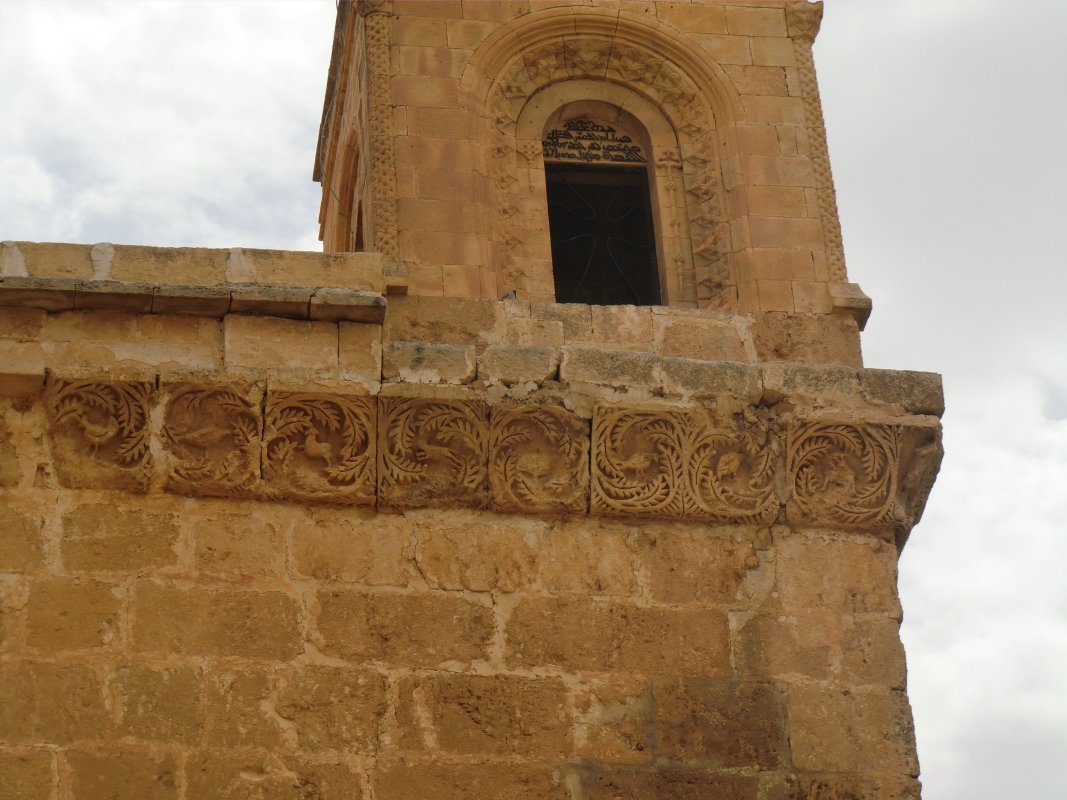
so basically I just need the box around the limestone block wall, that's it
[317,0,850,314]
[0,244,942,798]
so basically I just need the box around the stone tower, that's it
[0,1,942,798]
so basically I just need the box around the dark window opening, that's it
[546,163,660,306]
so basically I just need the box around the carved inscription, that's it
[490,403,589,514]
[263,392,375,505]
[378,396,489,509]
[543,119,646,165]
[787,422,898,526]
[45,377,154,491]
[592,406,778,522]
[163,384,262,497]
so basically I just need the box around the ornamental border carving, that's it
[37,375,938,536]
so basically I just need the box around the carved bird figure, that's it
[73,414,120,446]
[302,430,334,464]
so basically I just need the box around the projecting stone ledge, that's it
[0,276,386,323]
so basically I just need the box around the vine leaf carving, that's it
[378,396,489,509]
[163,384,262,498]
[787,421,899,527]
[593,405,781,521]
[45,376,154,491]
[592,407,687,518]
[688,411,779,524]
[263,391,375,505]
[490,403,589,514]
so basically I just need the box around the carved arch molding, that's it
[37,375,942,539]
[472,13,741,309]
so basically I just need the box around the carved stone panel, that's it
[263,391,375,506]
[787,422,899,527]
[489,403,589,515]
[592,405,780,522]
[592,407,687,519]
[687,411,779,525]
[162,383,262,498]
[45,376,154,492]
[377,395,489,509]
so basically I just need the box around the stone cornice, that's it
[28,373,943,549]
[0,276,385,323]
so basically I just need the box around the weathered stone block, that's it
[383,341,476,384]
[131,581,302,660]
[204,667,280,749]
[403,674,569,757]
[0,506,44,571]
[67,749,179,800]
[186,752,362,800]
[567,766,758,800]
[507,597,731,676]
[0,749,54,800]
[657,358,762,399]
[275,666,387,752]
[224,315,338,370]
[117,663,202,744]
[652,313,748,362]
[775,534,902,616]
[860,368,945,417]
[339,321,383,380]
[373,761,558,800]
[292,511,416,586]
[191,509,286,578]
[638,528,761,605]
[534,523,642,597]
[61,503,178,573]
[0,418,23,487]
[110,245,227,286]
[478,344,557,384]
[654,679,784,767]
[786,686,919,776]
[317,589,493,667]
[749,312,863,366]
[559,346,656,388]
[572,676,653,764]
[412,513,540,593]
[385,295,506,345]
[26,578,120,653]
[0,662,109,744]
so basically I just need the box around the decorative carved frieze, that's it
[490,403,589,514]
[44,376,154,491]
[591,406,778,522]
[263,391,376,505]
[378,395,489,509]
[787,421,898,527]
[37,374,939,533]
[162,384,262,498]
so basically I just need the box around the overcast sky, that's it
[2,2,1065,798]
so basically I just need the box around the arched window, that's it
[542,105,660,305]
